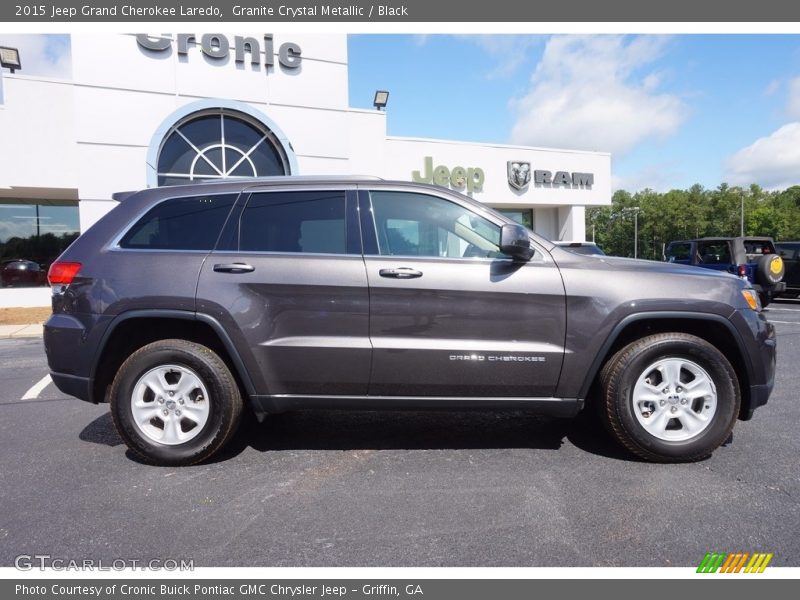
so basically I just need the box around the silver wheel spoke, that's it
[162,415,183,444]
[643,382,662,395]
[677,408,708,436]
[176,374,199,398]
[141,371,166,397]
[180,405,204,424]
[637,392,662,404]
[684,378,713,399]
[137,408,162,425]
[661,360,683,388]
[647,409,671,436]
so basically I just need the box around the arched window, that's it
[156,109,290,186]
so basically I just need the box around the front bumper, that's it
[736,312,776,420]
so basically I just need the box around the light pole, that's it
[740,193,745,236]
[622,206,641,258]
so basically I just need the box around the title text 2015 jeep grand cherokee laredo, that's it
[44,177,776,466]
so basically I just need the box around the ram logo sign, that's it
[507,166,594,191]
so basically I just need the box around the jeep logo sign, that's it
[412,156,485,193]
[136,34,302,70]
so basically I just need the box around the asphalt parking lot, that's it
[1,304,799,568]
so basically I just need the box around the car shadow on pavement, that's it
[78,407,636,465]
[213,408,636,463]
[79,412,124,447]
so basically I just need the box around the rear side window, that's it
[239,191,346,254]
[119,194,237,250]
[697,241,731,265]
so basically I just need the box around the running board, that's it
[250,394,583,417]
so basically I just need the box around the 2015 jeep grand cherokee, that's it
[44,177,776,465]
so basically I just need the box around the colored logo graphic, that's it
[697,552,773,573]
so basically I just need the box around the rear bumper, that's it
[50,372,92,403]
[44,312,111,403]
[752,282,786,294]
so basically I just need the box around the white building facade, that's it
[0,33,610,306]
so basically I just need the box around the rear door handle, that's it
[379,267,423,279]
[213,263,255,273]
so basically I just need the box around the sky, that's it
[348,34,800,193]
[5,33,800,194]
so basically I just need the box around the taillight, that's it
[48,262,82,286]
[737,264,747,277]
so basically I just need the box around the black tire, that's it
[110,339,243,466]
[759,291,772,308]
[601,333,740,462]
[756,253,784,286]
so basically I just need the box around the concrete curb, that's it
[0,324,44,339]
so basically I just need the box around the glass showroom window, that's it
[0,201,80,287]
[498,209,534,230]
[156,109,290,186]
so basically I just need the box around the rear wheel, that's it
[110,339,243,466]
[600,333,740,462]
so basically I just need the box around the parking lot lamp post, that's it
[740,193,745,236]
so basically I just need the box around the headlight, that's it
[741,289,760,311]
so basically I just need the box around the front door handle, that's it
[379,267,423,279]
[213,263,255,274]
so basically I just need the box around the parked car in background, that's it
[0,259,46,287]
[553,241,605,255]
[664,237,785,307]
[775,241,800,298]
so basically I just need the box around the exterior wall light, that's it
[373,90,389,111]
[0,46,21,73]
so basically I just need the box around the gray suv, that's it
[44,177,776,466]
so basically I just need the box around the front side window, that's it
[119,194,237,250]
[666,243,691,262]
[369,191,504,259]
[778,244,800,260]
[239,191,346,254]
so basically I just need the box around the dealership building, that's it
[0,33,611,307]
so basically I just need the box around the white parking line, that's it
[21,375,52,400]
[766,307,800,312]
[767,320,800,325]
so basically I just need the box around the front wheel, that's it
[600,333,740,462]
[110,339,243,466]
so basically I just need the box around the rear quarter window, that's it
[119,194,237,251]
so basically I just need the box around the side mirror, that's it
[499,223,534,261]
